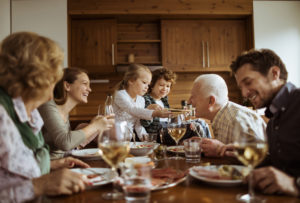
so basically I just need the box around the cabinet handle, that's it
[202,41,205,68]
[206,41,210,68]
[112,44,115,66]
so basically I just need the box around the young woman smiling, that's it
[39,67,113,158]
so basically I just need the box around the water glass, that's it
[183,139,201,163]
[123,165,152,203]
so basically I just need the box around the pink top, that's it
[0,97,42,202]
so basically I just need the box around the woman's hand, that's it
[92,115,115,132]
[51,157,90,170]
[32,168,90,196]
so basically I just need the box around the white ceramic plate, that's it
[71,148,101,160]
[189,165,245,187]
[130,142,159,156]
[167,146,185,154]
[71,168,115,187]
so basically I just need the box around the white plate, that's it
[71,148,101,160]
[130,142,159,156]
[189,165,245,187]
[71,168,115,187]
[167,146,185,154]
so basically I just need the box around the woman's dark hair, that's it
[148,68,177,93]
[230,49,288,82]
[54,67,88,105]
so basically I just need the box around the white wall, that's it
[11,0,68,67]
[254,1,300,87]
[0,0,11,41]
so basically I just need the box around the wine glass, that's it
[232,123,268,202]
[98,95,114,116]
[98,121,130,200]
[167,113,187,160]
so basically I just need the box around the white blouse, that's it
[0,97,42,202]
[113,90,153,140]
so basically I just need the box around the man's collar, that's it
[265,82,296,118]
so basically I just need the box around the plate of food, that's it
[189,165,248,187]
[71,148,101,160]
[151,167,187,190]
[71,168,115,187]
[167,146,185,154]
[130,142,159,156]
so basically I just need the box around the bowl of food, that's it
[129,142,159,156]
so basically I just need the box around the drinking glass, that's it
[98,121,130,200]
[98,95,114,116]
[183,139,201,163]
[167,113,186,160]
[122,164,152,203]
[232,123,268,202]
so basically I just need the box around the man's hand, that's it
[251,166,299,196]
[219,143,236,157]
[200,138,225,157]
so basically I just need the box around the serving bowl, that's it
[129,142,159,156]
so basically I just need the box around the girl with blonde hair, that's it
[113,64,170,140]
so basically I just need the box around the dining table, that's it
[40,151,299,203]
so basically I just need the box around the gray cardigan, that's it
[38,100,85,158]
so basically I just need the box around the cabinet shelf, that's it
[117,39,161,43]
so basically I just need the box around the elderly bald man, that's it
[188,74,266,157]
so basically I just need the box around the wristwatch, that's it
[294,177,300,196]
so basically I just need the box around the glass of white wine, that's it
[232,123,268,202]
[167,113,187,160]
[98,121,130,200]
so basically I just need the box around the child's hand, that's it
[152,109,171,118]
[147,104,163,111]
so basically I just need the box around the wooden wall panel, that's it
[117,23,160,41]
[68,0,253,15]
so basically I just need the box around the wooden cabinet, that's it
[116,22,161,65]
[71,19,117,74]
[161,20,247,72]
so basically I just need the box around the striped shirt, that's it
[212,101,266,144]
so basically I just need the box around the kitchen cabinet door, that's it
[161,20,247,72]
[161,20,206,72]
[71,19,117,74]
[202,20,247,69]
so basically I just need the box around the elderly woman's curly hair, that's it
[0,32,64,100]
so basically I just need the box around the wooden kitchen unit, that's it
[68,0,254,121]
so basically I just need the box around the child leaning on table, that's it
[113,64,171,141]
